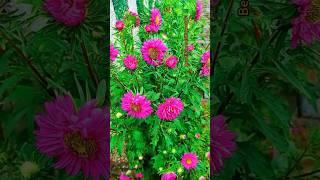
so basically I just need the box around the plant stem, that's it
[80,42,99,87]
[284,147,308,178]
[184,16,189,66]
[112,71,130,91]
[0,30,54,96]
[288,169,320,179]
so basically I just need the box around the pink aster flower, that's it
[116,20,125,31]
[120,172,131,180]
[201,51,210,64]
[135,173,144,179]
[165,56,178,68]
[121,92,153,119]
[156,97,184,121]
[145,25,153,32]
[211,115,236,174]
[199,176,206,180]
[200,65,210,76]
[187,44,194,51]
[110,44,119,62]
[181,153,198,170]
[291,0,320,48]
[123,55,138,70]
[141,38,168,66]
[35,95,108,180]
[161,172,177,180]
[195,0,202,21]
[149,8,162,32]
[43,0,87,26]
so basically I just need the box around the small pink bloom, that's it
[123,55,138,70]
[195,0,202,21]
[43,0,87,26]
[200,65,210,77]
[156,97,184,121]
[206,152,210,160]
[120,172,130,180]
[199,176,206,180]
[181,153,198,170]
[135,173,144,179]
[187,44,194,51]
[149,8,162,32]
[195,133,201,139]
[121,92,153,119]
[165,56,178,68]
[110,44,119,62]
[141,38,168,66]
[145,25,152,32]
[116,20,125,31]
[201,51,210,64]
[161,172,177,180]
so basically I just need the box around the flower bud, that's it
[20,161,39,178]
[171,148,177,153]
[116,112,123,118]
[138,156,143,160]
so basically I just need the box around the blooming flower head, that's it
[116,20,125,31]
[165,56,178,68]
[43,0,87,26]
[195,0,202,21]
[135,173,144,179]
[161,172,177,180]
[141,38,168,66]
[123,55,138,70]
[121,92,153,119]
[35,95,108,179]
[211,115,236,174]
[187,44,194,51]
[201,51,210,64]
[156,97,184,120]
[110,44,119,62]
[291,0,320,48]
[120,172,130,180]
[149,8,162,31]
[181,153,198,170]
[200,65,210,76]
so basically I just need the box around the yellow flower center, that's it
[148,48,159,59]
[306,0,320,23]
[155,16,160,25]
[130,103,141,112]
[64,132,97,158]
[186,159,192,165]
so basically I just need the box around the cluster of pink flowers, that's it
[291,0,320,48]
[145,8,162,32]
[195,0,202,21]
[200,51,210,76]
[121,92,184,120]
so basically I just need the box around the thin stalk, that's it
[80,42,99,87]
[184,16,189,66]
[0,30,54,96]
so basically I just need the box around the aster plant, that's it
[212,0,320,179]
[110,0,210,179]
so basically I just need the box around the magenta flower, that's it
[199,176,206,180]
[211,115,236,174]
[43,0,87,26]
[181,153,198,170]
[195,0,202,21]
[156,97,184,121]
[123,55,138,70]
[201,51,210,64]
[149,8,162,32]
[165,56,178,68]
[35,96,107,180]
[141,38,168,66]
[187,44,194,51]
[135,173,144,178]
[200,65,210,76]
[161,172,177,180]
[200,51,210,77]
[120,172,130,180]
[121,92,153,119]
[110,44,119,62]
[291,0,320,48]
[145,25,152,32]
[116,20,125,31]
